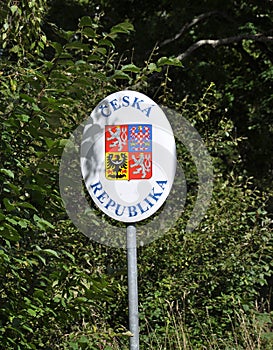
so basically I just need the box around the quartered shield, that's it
[105,124,152,180]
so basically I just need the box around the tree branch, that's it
[176,34,273,61]
[159,11,230,48]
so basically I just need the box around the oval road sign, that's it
[80,90,176,223]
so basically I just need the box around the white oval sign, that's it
[80,90,176,222]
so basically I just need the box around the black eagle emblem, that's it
[106,153,128,179]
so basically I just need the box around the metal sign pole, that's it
[126,224,139,350]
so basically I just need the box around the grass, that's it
[140,301,273,350]
[61,301,273,349]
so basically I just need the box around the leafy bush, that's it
[1,1,272,349]
[0,2,135,348]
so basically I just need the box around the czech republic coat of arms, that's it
[105,124,152,180]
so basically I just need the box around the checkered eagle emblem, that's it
[105,124,152,180]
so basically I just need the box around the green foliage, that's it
[0,5,137,349]
[134,86,273,347]
[1,0,48,58]
[1,1,273,349]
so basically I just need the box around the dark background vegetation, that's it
[1,0,273,348]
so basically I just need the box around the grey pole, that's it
[126,224,139,350]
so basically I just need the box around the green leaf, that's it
[94,72,107,81]
[37,161,58,171]
[3,198,15,211]
[10,5,18,15]
[35,254,46,265]
[0,223,20,241]
[79,336,90,344]
[6,217,17,225]
[0,169,14,179]
[0,211,5,221]
[17,114,30,122]
[20,93,35,103]
[45,138,55,148]
[157,56,183,67]
[109,70,131,80]
[82,27,96,38]
[17,219,29,228]
[98,39,114,48]
[79,16,93,27]
[31,103,41,112]
[16,202,37,211]
[22,324,34,333]
[42,249,59,258]
[147,62,162,73]
[33,214,54,230]
[51,42,63,55]
[10,45,20,54]
[41,35,47,44]
[110,21,134,35]
[96,47,107,55]
[61,250,75,263]
[65,42,90,51]
[87,54,102,62]
[121,64,141,73]
[48,139,68,155]
[58,53,73,59]
[27,308,37,317]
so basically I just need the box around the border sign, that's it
[80,90,177,223]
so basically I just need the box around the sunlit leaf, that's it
[121,64,141,73]
[157,56,183,67]
[110,21,134,35]
[0,169,14,179]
